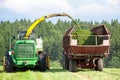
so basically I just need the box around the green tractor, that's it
[2,13,76,72]
[3,30,50,72]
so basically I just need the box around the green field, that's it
[0,66,120,80]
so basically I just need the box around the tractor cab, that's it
[17,30,36,40]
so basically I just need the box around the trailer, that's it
[62,25,110,72]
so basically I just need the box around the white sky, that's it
[0,0,120,22]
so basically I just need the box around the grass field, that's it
[0,66,120,80]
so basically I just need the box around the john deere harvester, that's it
[3,13,75,72]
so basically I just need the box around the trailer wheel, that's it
[95,59,103,71]
[63,56,69,70]
[69,59,77,72]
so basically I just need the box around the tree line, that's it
[0,19,120,68]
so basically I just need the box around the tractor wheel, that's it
[46,56,50,70]
[69,59,77,72]
[3,56,6,71]
[4,57,13,72]
[63,56,69,70]
[38,54,47,71]
[95,59,103,71]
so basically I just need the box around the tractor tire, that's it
[46,56,50,70]
[4,53,14,72]
[38,54,47,71]
[3,52,14,73]
[63,56,69,70]
[3,57,13,72]
[95,59,103,71]
[69,59,77,72]
[3,56,6,71]
[6,59,13,72]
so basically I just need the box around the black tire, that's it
[62,54,65,69]
[95,59,103,71]
[38,54,47,71]
[3,52,14,73]
[69,59,77,72]
[6,58,13,72]
[63,56,69,70]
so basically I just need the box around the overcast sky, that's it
[0,0,120,22]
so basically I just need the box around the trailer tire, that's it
[63,56,69,70]
[69,59,77,72]
[95,59,103,71]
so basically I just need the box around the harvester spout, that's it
[24,13,77,39]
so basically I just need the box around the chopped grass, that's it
[72,28,103,45]
[0,66,120,80]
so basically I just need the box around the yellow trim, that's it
[25,17,45,39]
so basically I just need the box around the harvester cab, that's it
[17,30,26,40]
[17,30,36,40]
